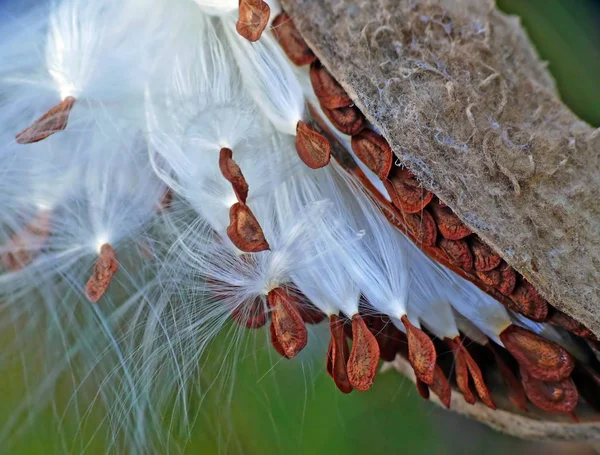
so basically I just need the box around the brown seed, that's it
[295,120,331,169]
[520,367,579,414]
[351,129,393,180]
[327,315,353,394]
[446,338,476,404]
[461,344,496,410]
[402,210,438,247]
[219,147,249,204]
[470,237,502,272]
[415,378,430,400]
[309,60,353,109]
[85,243,119,303]
[236,0,270,42]
[271,13,316,66]
[294,294,328,324]
[385,167,433,214]
[347,314,380,391]
[231,298,267,329]
[500,325,575,382]
[401,315,436,385]
[321,105,365,136]
[429,200,471,240]
[267,287,308,358]
[476,261,516,295]
[430,365,452,408]
[227,202,270,252]
[16,96,76,144]
[509,281,549,322]
[270,319,289,358]
[438,237,473,271]
[1,211,51,271]
[366,316,406,362]
[488,342,528,411]
[548,308,597,341]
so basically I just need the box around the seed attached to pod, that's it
[385,168,433,214]
[85,243,119,303]
[16,96,76,144]
[351,129,393,180]
[402,210,438,247]
[509,281,549,322]
[1,211,51,271]
[219,147,249,204]
[227,202,270,252]
[416,378,430,400]
[461,345,496,410]
[347,314,380,391]
[271,13,316,66]
[295,120,331,169]
[327,315,353,394]
[236,0,270,42]
[267,287,308,359]
[430,365,452,408]
[310,60,353,109]
[488,342,528,411]
[321,105,365,136]
[499,325,575,382]
[270,319,289,358]
[232,298,267,329]
[294,295,328,324]
[438,237,473,271]
[401,315,436,385]
[446,338,476,404]
[548,309,597,341]
[476,261,516,295]
[520,367,579,414]
[429,200,471,240]
[470,237,502,272]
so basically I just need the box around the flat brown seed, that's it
[347,314,380,391]
[85,243,119,303]
[430,365,452,408]
[328,315,353,394]
[488,342,528,411]
[231,298,267,329]
[520,367,579,414]
[294,296,327,324]
[270,319,289,358]
[509,281,549,322]
[295,120,331,169]
[470,237,502,272]
[446,338,476,404]
[461,343,496,410]
[429,201,472,240]
[227,202,270,252]
[271,13,316,66]
[16,96,76,144]
[309,60,353,109]
[385,168,433,214]
[351,129,393,180]
[219,147,249,204]
[267,287,308,359]
[500,325,575,382]
[1,211,51,271]
[402,210,438,247]
[401,315,436,385]
[415,378,430,400]
[236,0,270,42]
[321,105,365,136]
[548,309,597,341]
[438,237,473,271]
[476,261,516,295]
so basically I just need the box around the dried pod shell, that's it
[500,325,575,382]
[520,367,579,415]
[470,237,502,272]
[236,0,270,42]
[429,201,472,240]
[401,315,436,385]
[219,147,249,204]
[271,13,316,66]
[402,210,438,247]
[227,203,270,252]
[509,281,549,322]
[85,244,119,303]
[438,237,474,271]
[327,315,353,394]
[267,288,308,359]
[321,105,365,136]
[16,97,76,144]
[476,261,516,296]
[295,120,331,169]
[347,314,380,391]
[351,129,393,180]
[310,60,353,109]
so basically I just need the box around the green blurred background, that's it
[1,0,599,453]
